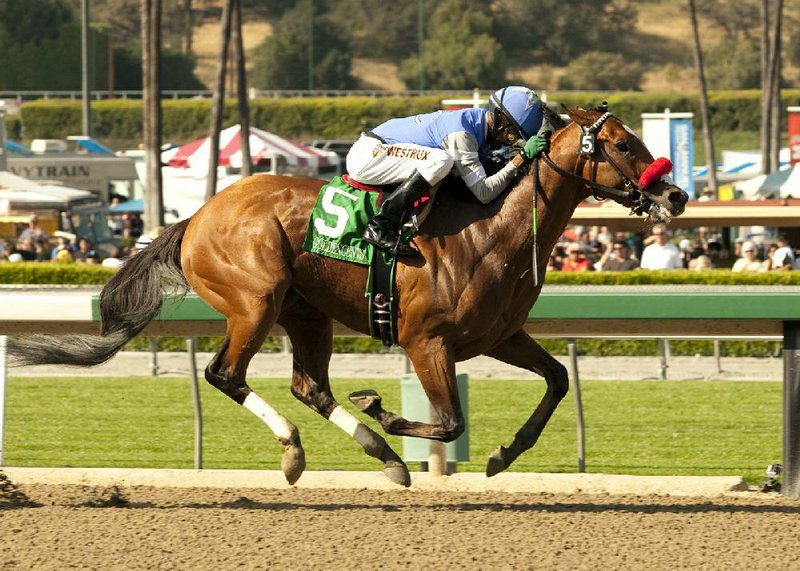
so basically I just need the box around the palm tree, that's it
[206,0,234,201]
[760,0,784,174]
[141,0,164,234]
[688,0,718,197]
[233,0,251,177]
[182,0,193,54]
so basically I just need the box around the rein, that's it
[531,159,540,287]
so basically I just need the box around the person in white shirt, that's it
[640,226,682,270]
[771,234,795,271]
[732,241,762,273]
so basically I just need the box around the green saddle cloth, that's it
[302,176,379,266]
[302,176,400,345]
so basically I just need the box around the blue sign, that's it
[669,118,694,199]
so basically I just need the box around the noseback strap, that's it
[639,157,673,189]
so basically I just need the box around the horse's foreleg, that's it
[482,329,569,476]
[204,298,305,485]
[279,296,410,487]
[349,338,465,442]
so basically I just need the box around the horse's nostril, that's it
[669,191,688,204]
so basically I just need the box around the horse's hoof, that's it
[383,460,411,487]
[281,444,306,485]
[485,446,507,478]
[349,389,382,414]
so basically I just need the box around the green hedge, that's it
[551,90,800,134]
[17,90,800,149]
[535,338,780,359]
[18,96,447,147]
[1,263,792,356]
[544,269,800,286]
[8,259,800,287]
[0,262,116,284]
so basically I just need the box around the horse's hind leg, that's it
[278,293,411,487]
[482,329,569,477]
[349,337,465,442]
[204,291,305,485]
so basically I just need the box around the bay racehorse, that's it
[8,105,687,486]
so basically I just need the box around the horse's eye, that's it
[615,141,630,153]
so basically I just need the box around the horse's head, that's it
[548,104,688,224]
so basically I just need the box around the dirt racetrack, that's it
[2,474,799,570]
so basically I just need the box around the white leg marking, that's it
[329,405,362,437]
[243,392,295,441]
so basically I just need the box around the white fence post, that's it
[186,337,203,469]
[0,335,7,466]
[658,338,670,380]
[148,337,159,376]
[567,339,586,472]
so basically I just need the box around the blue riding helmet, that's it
[488,86,544,141]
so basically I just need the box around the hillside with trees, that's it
[0,0,797,94]
[178,0,800,93]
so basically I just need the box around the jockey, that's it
[346,85,551,256]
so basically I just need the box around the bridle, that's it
[528,109,674,287]
[540,111,661,216]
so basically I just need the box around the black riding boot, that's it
[363,171,431,256]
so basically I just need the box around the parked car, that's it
[304,139,355,171]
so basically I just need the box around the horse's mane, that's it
[542,102,569,132]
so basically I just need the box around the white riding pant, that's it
[346,133,454,186]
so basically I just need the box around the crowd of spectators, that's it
[0,214,133,266]
[547,224,800,273]
[3,214,800,275]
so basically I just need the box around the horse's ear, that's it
[561,104,576,120]
[562,105,591,127]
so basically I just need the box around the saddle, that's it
[341,174,438,233]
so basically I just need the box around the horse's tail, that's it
[8,219,191,367]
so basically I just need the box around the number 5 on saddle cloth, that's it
[302,175,432,346]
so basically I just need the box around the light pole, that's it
[0,106,7,172]
[81,0,92,136]
[418,0,424,91]
[308,0,314,90]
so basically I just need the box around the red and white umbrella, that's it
[163,125,338,171]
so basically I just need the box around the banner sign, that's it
[669,118,694,196]
[789,107,800,166]
[641,110,695,199]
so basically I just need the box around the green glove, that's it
[523,135,549,159]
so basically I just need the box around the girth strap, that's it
[368,251,399,347]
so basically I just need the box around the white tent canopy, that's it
[161,125,340,177]
[735,164,800,200]
[0,171,99,213]
[156,126,342,220]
